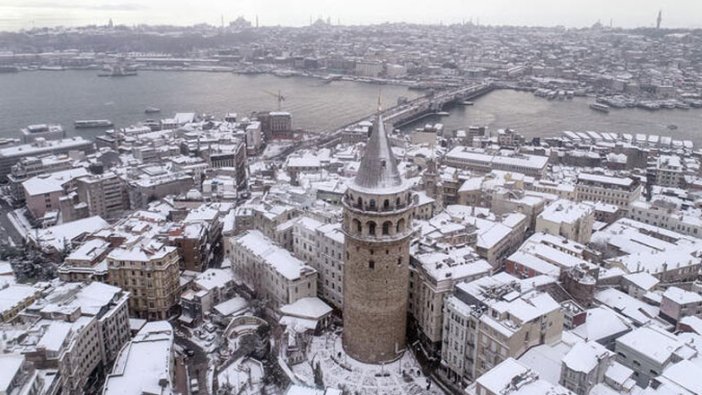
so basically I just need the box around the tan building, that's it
[535,199,595,244]
[2,281,131,395]
[441,273,564,387]
[575,173,642,210]
[342,113,415,364]
[314,223,345,309]
[76,172,130,219]
[107,243,181,320]
[408,243,492,356]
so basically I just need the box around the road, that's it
[0,193,23,246]
[174,327,213,395]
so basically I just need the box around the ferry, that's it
[461,100,474,105]
[589,103,610,113]
[145,107,161,114]
[74,120,113,129]
[98,64,137,77]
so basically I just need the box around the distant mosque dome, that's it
[185,189,202,200]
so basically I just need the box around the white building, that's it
[103,321,175,395]
[229,230,317,307]
[535,199,595,244]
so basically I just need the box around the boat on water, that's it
[74,120,113,129]
[145,107,161,114]
[461,100,474,106]
[98,64,137,77]
[668,124,678,130]
[589,103,610,113]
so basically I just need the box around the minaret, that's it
[657,10,662,29]
[342,108,415,363]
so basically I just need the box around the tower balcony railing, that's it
[343,197,412,213]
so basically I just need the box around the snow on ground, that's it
[263,142,293,159]
[7,208,31,239]
[217,357,265,394]
[292,333,444,395]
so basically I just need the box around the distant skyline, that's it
[1,0,701,32]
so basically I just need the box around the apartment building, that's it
[441,273,563,387]
[2,281,130,395]
[615,325,698,387]
[408,243,492,356]
[314,223,345,309]
[76,172,130,219]
[228,230,317,308]
[106,242,181,320]
[444,147,549,178]
[574,173,642,210]
[103,321,175,395]
[535,199,595,244]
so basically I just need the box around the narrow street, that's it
[175,329,212,395]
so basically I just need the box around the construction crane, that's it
[263,90,286,111]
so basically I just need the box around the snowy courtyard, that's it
[292,333,445,395]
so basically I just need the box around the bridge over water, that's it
[271,82,493,159]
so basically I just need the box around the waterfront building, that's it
[0,137,94,179]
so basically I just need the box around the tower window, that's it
[383,199,390,210]
[353,219,362,233]
[357,197,363,208]
[369,199,376,209]
[367,221,376,235]
[382,221,391,235]
[397,218,406,233]
[398,257,402,266]
[369,260,375,270]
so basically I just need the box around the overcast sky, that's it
[1,0,701,32]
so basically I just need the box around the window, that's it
[369,199,376,209]
[382,221,391,235]
[367,221,376,235]
[396,218,405,233]
[357,197,362,207]
[353,219,362,233]
[383,199,390,210]
[369,260,375,270]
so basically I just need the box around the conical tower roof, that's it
[351,113,405,193]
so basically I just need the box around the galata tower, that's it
[342,111,414,363]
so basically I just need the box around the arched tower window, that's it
[353,219,362,234]
[396,197,401,207]
[382,221,392,235]
[357,197,363,208]
[396,218,405,233]
[367,221,376,235]
[369,199,376,210]
[383,199,390,210]
[369,260,375,270]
